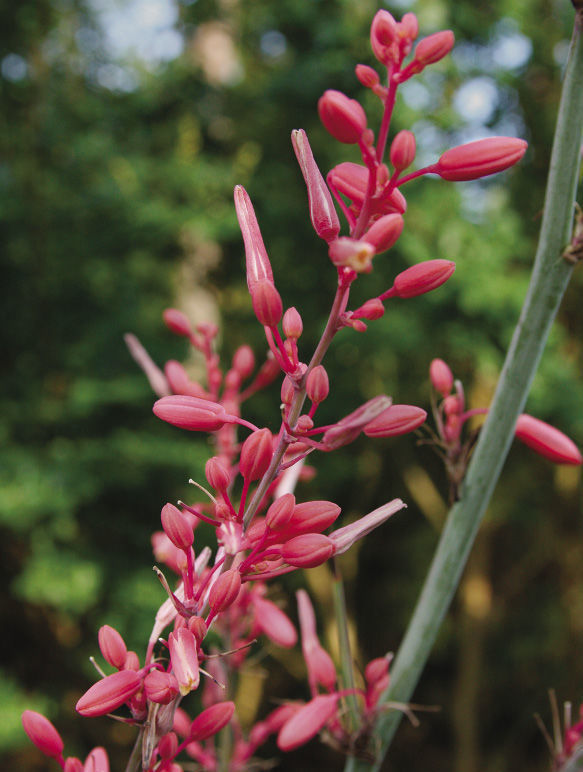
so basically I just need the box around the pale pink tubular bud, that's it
[252,596,298,647]
[163,308,192,337]
[291,129,340,242]
[282,307,303,339]
[322,395,392,450]
[281,534,335,567]
[363,213,404,254]
[364,404,427,437]
[209,569,242,612]
[430,358,454,397]
[390,259,456,299]
[65,758,84,772]
[144,670,180,705]
[84,747,109,772]
[164,361,207,399]
[161,503,193,551]
[329,237,375,273]
[318,90,367,144]
[169,628,200,696]
[330,499,406,555]
[158,732,179,759]
[189,702,236,742]
[412,30,454,67]
[124,334,170,397]
[205,456,231,493]
[277,693,339,751]
[153,395,227,432]
[514,414,582,465]
[286,500,341,536]
[355,64,380,88]
[234,185,274,290]
[306,365,329,405]
[297,591,337,691]
[232,344,255,379]
[22,711,64,760]
[98,625,127,670]
[265,493,296,530]
[240,428,273,481]
[435,137,528,181]
[251,279,283,327]
[390,130,416,172]
[75,671,141,717]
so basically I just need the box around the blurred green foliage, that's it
[1,0,582,770]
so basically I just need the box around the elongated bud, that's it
[266,493,296,530]
[430,358,454,397]
[370,10,398,65]
[297,590,337,691]
[144,670,180,705]
[353,298,385,320]
[412,30,454,67]
[322,395,392,450]
[153,395,228,432]
[164,361,207,399]
[251,279,283,327]
[318,90,367,144]
[22,711,64,760]
[329,237,375,273]
[330,499,406,555]
[291,129,340,242]
[286,500,341,536]
[234,185,274,290]
[189,702,236,742]
[161,503,194,551]
[205,456,231,493]
[281,376,295,405]
[252,596,298,647]
[84,748,109,772]
[188,615,208,646]
[515,414,582,465]
[163,308,192,337]
[388,259,456,299]
[364,404,427,437]
[281,533,335,567]
[76,671,141,717]
[390,130,416,171]
[232,344,255,379]
[169,628,200,696]
[365,656,391,686]
[240,428,273,481]
[363,213,404,254]
[400,13,419,43]
[209,569,241,612]
[435,137,527,181]
[64,759,84,772]
[282,307,303,339]
[277,694,339,751]
[123,650,140,671]
[355,64,380,88]
[158,732,179,759]
[306,365,329,405]
[98,625,128,670]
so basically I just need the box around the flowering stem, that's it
[345,11,583,771]
[331,560,360,732]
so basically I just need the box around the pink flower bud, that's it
[363,213,404,254]
[435,137,527,181]
[329,237,375,273]
[240,428,273,481]
[163,308,192,337]
[400,13,419,43]
[282,307,303,339]
[291,129,340,242]
[65,759,84,772]
[189,702,236,742]
[318,90,367,144]
[443,394,462,416]
[265,493,296,530]
[164,361,207,399]
[98,625,127,670]
[123,650,140,671]
[173,707,193,737]
[355,64,380,88]
[169,628,200,696]
[76,671,141,717]
[188,615,208,646]
[252,596,298,648]
[205,456,231,494]
[322,395,392,450]
[250,279,283,327]
[353,298,385,320]
[232,344,255,379]
[390,130,416,172]
[286,500,341,536]
[234,185,274,290]
[153,395,228,432]
[281,376,295,405]
[430,358,454,397]
[365,656,391,686]
[209,569,242,613]
[514,414,582,465]
[412,30,455,67]
[277,694,339,751]
[364,404,427,437]
[22,711,64,760]
[330,499,406,555]
[144,670,180,705]
[161,503,194,551]
[281,534,335,567]
[306,365,329,405]
[390,259,456,298]
[158,732,179,759]
[370,10,398,65]
[83,747,109,772]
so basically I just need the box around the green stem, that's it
[344,11,583,772]
[124,727,144,772]
[332,559,360,732]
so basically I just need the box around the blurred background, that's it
[1,0,582,769]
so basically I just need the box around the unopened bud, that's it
[277,694,339,751]
[240,428,273,481]
[413,30,454,67]
[76,671,141,717]
[429,358,454,397]
[281,534,336,567]
[353,298,385,320]
[318,90,367,144]
[251,279,283,327]
[390,130,416,172]
[306,365,329,405]
[205,456,231,494]
[364,404,427,437]
[98,625,128,670]
[435,137,527,182]
[515,414,582,465]
[282,307,303,339]
[163,308,192,337]
[232,345,255,379]
[22,711,64,760]
[161,503,193,551]
[363,213,404,254]
[388,259,456,299]
[189,702,236,742]
[209,569,241,613]
[355,64,380,88]
[153,395,229,432]
[252,596,298,648]
[143,670,180,705]
[266,493,296,530]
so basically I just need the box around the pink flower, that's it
[163,308,193,337]
[252,595,298,648]
[385,259,456,299]
[153,395,229,432]
[515,414,582,465]
[434,137,527,181]
[430,358,454,397]
[169,628,200,696]
[83,747,109,772]
[297,590,337,693]
[21,711,64,761]
[281,534,336,567]
[318,90,367,144]
[240,428,273,481]
[76,670,141,717]
[189,702,236,742]
[208,569,242,613]
[98,625,128,670]
[412,30,455,67]
[277,693,340,751]
[390,130,416,171]
[330,499,406,555]
[364,404,427,437]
